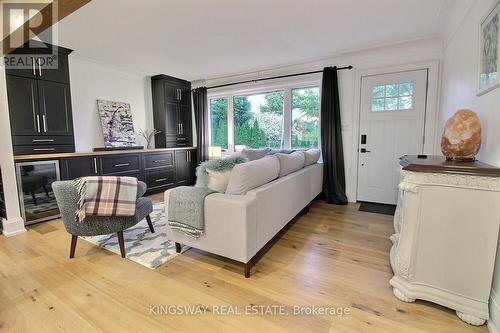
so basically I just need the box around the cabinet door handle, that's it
[93,158,98,174]
[33,148,55,151]
[37,58,42,76]
[32,139,54,142]
[155,178,167,182]
[36,114,41,133]
[180,123,183,134]
[153,160,167,163]
[42,114,47,132]
[114,163,130,167]
[32,57,36,76]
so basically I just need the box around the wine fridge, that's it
[15,160,61,225]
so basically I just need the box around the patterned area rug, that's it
[81,203,185,269]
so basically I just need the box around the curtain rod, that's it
[199,65,353,91]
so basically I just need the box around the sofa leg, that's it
[244,262,251,278]
[69,235,78,258]
[146,215,155,233]
[117,231,126,258]
[175,242,181,253]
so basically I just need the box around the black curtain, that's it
[192,87,209,164]
[320,67,348,205]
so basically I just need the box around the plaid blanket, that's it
[75,176,138,222]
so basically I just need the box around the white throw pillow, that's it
[241,148,271,161]
[206,169,232,193]
[304,149,321,166]
[275,151,305,177]
[225,155,280,195]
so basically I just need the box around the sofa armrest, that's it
[164,189,258,263]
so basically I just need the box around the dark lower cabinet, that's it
[61,157,98,180]
[59,149,196,194]
[175,150,196,185]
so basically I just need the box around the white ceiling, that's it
[44,0,453,81]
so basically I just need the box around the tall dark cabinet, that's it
[5,42,75,155]
[151,75,192,148]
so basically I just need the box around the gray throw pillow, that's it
[242,148,271,161]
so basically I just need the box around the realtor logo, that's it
[0,0,58,69]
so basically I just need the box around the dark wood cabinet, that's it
[6,41,74,156]
[175,150,196,185]
[6,76,39,136]
[57,148,196,194]
[98,154,142,175]
[37,81,73,136]
[61,157,98,180]
[152,74,192,148]
[5,42,71,84]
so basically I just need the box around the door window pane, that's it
[233,91,284,149]
[292,87,320,149]
[371,81,415,112]
[209,97,228,149]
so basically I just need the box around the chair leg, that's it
[43,185,50,198]
[31,191,37,206]
[175,242,181,253]
[146,215,155,233]
[69,235,78,258]
[117,231,126,258]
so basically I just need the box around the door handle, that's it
[32,57,36,76]
[93,158,98,174]
[42,114,48,132]
[36,115,41,133]
[360,148,371,153]
[180,123,183,134]
[37,58,42,77]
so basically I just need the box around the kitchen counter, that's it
[14,147,196,162]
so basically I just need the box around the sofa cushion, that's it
[206,169,231,193]
[241,148,271,161]
[268,149,295,155]
[303,149,321,166]
[225,155,280,195]
[276,151,305,177]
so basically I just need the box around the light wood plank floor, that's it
[0,196,487,333]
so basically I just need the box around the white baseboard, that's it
[1,217,26,237]
[488,289,500,333]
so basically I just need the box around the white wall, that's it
[438,0,500,331]
[201,38,444,202]
[68,56,153,150]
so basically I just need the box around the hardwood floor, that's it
[0,197,487,333]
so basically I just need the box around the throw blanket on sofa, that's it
[75,176,138,222]
[168,186,215,239]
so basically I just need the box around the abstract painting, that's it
[97,100,136,146]
[478,2,500,95]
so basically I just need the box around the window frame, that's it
[208,76,321,154]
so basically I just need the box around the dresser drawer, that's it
[99,154,141,175]
[144,152,174,169]
[13,144,74,155]
[145,169,175,189]
[12,135,74,146]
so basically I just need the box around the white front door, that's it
[357,70,428,204]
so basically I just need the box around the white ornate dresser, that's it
[390,155,500,326]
